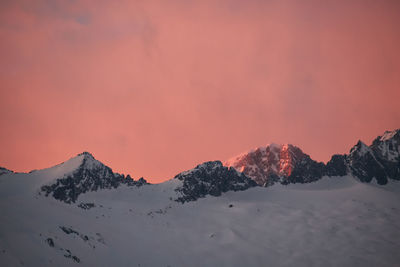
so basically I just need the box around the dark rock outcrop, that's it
[0,167,13,176]
[41,152,148,203]
[286,156,325,184]
[325,154,348,177]
[174,161,257,203]
[347,130,400,184]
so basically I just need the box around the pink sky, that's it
[0,0,399,182]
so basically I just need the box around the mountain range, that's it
[17,128,400,204]
[0,128,399,266]
[225,129,400,187]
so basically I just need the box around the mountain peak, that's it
[352,139,368,150]
[224,143,311,185]
[379,129,400,142]
[174,160,257,202]
[178,161,223,177]
[43,152,103,179]
[76,152,104,171]
[349,140,374,159]
[77,151,95,158]
[41,152,147,203]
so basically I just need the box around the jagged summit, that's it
[178,160,223,177]
[224,143,323,186]
[379,129,400,142]
[75,151,104,171]
[372,129,400,162]
[40,151,102,178]
[347,128,400,184]
[174,161,257,202]
[78,151,94,157]
[224,129,400,186]
[349,140,371,157]
[225,143,290,164]
[40,151,147,203]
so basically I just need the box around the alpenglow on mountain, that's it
[224,129,400,186]
[0,128,399,266]
[224,144,325,186]
[0,129,398,206]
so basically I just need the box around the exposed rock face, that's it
[347,141,387,184]
[347,130,400,184]
[285,156,325,184]
[174,161,257,203]
[225,129,400,186]
[224,144,325,186]
[41,152,147,203]
[325,154,347,177]
[370,130,400,180]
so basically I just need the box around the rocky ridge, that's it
[41,152,147,203]
[225,129,400,186]
[174,161,257,203]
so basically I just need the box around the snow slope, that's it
[1,168,399,266]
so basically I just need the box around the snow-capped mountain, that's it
[347,129,400,184]
[1,156,400,266]
[38,153,255,204]
[225,129,400,186]
[174,161,257,202]
[224,144,325,186]
[0,129,399,266]
[39,152,147,203]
